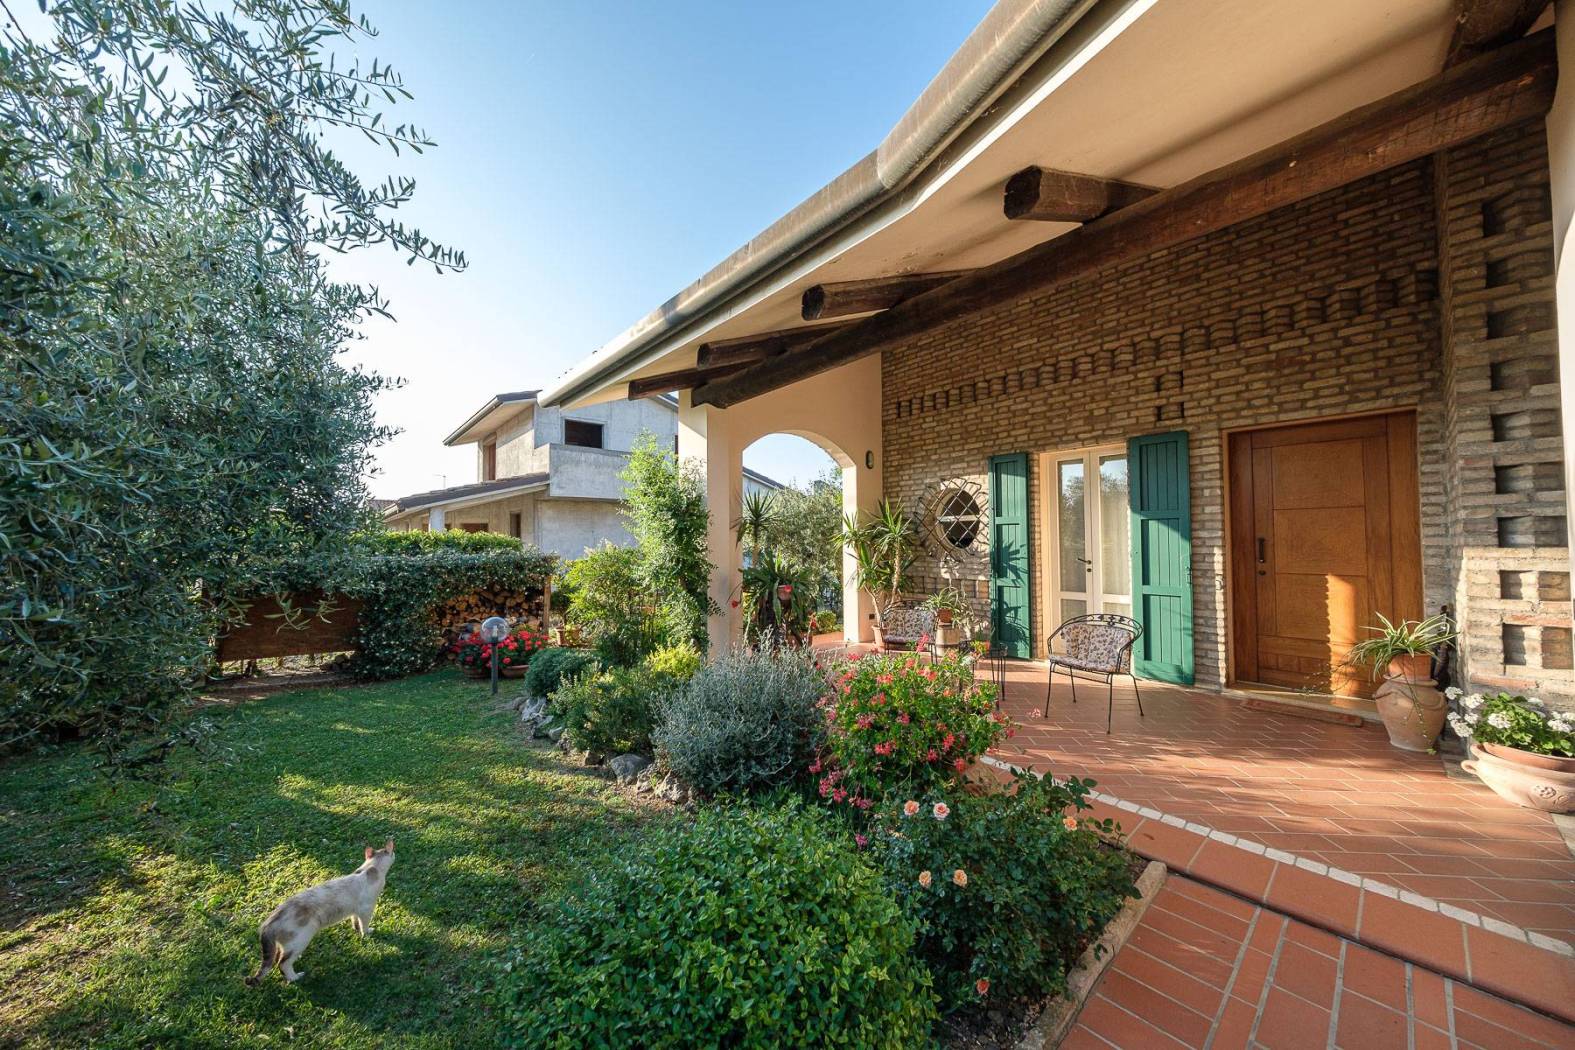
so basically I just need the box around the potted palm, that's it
[1455,693,1575,812]
[1346,613,1458,751]
[840,500,920,648]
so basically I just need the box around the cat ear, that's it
[365,845,374,860]
[384,838,394,852]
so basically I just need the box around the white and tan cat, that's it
[246,839,395,985]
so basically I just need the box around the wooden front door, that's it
[1228,413,1421,698]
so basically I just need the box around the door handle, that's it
[1256,538,1266,563]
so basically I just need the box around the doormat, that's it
[1243,698,1365,726]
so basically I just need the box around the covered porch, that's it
[983,658,1575,1020]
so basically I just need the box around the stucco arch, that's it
[678,355,883,651]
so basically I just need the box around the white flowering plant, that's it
[1447,691,1575,757]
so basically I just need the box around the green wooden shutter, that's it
[988,453,1031,659]
[1128,431,1194,684]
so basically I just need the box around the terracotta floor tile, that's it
[1273,940,1338,1008]
[1409,967,1450,1031]
[1126,925,1237,991]
[1264,862,1362,936]
[1413,1022,1454,1050]
[1462,926,1575,1023]
[1073,994,1193,1050]
[1095,969,1215,1046]
[1185,840,1276,901]
[1112,941,1227,1018]
[1253,986,1331,1049]
[1207,995,1258,1050]
[1338,943,1407,1010]
[1358,893,1469,976]
[1333,990,1408,1049]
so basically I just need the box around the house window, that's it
[563,419,604,449]
[457,522,487,533]
[482,441,497,480]
[509,512,523,539]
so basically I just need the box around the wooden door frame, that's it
[1222,408,1423,696]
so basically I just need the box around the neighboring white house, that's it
[384,390,780,558]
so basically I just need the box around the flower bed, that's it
[813,648,1008,810]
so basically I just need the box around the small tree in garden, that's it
[562,545,659,667]
[620,434,716,652]
[1,0,460,767]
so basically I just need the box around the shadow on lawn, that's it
[2,674,654,1048]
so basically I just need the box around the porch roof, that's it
[541,0,1509,410]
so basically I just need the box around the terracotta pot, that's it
[1371,658,1445,752]
[1462,743,1575,813]
[460,664,488,680]
[499,664,527,679]
[937,608,954,626]
[1386,653,1433,680]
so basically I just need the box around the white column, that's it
[678,392,743,654]
[1550,0,1575,578]
[842,456,881,644]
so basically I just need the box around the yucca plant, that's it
[840,500,920,628]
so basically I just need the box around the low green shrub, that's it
[562,544,667,666]
[643,641,702,682]
[525,647,599,700]
[817,650,1006,811]
[655,647,826,796]
[496,800,936,1048]
[873,772,1135,1012]
[555,666,665,756]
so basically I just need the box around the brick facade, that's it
[882,119,1571,703]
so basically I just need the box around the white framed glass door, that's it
[1050,445,1131,625]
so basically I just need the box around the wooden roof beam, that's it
[800,271,970,321]
[1003,166,1158,222]
[1445,0,1548,67]
[695,322,853,368]
[694,30,1557,409]
[626,362,748,400]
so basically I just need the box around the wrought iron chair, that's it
[879,605,935,653]
[1045,613,1144,734]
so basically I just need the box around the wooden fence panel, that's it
[216,591,362,662]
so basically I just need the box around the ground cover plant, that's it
[0,673,647,1049]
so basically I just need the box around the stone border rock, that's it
[1015,860,1167,1050]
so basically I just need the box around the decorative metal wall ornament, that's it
[916,477,990,567]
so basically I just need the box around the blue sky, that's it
[327,0,995,497]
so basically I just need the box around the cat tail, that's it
[245,930,278,986]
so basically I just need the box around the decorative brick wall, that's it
[1436,123,1573,704]
[881,119,1568,701]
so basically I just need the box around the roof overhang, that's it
[444,391,539,446]
[385,475,550,517]
[539,0,1486,410]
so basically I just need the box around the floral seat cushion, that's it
[881,606,935,647]
[1050,620,1134,673]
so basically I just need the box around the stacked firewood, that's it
[434,587,546,644]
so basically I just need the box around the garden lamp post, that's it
[480,616,509,696]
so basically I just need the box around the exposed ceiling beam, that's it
[626,362,749,400]
[800,271,971,321]
[1003,166,1158,221]
[1445,0,1547,67]
[694,30,1557,410]
[695,322,854,368]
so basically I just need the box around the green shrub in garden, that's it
[655,647,826,796]
[495,800,936,1048]
[555,666,666,756]
[524,647,599,700]
[643,641,703,682]
[562,544,666,666]
[874,771,1135,1012]
[816,650,1007,812]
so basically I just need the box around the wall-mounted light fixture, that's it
[865,450,875,469]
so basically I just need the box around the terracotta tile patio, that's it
[1063,876,1573,1050]
[988,663,1575,944]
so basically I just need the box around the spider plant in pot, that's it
[1345,613,1458,751]
[923,586,971,629]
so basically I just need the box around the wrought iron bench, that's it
[1045,613,1144,733]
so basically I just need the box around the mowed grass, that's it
[0,673,652,1049]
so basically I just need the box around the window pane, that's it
[564,420,604,449]
[1099,454,1130,600]
[1104,601,1132,620]
[1057,460,1086,593]
[1059,598,1087,626]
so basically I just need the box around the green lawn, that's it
[0,673,651,1049]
